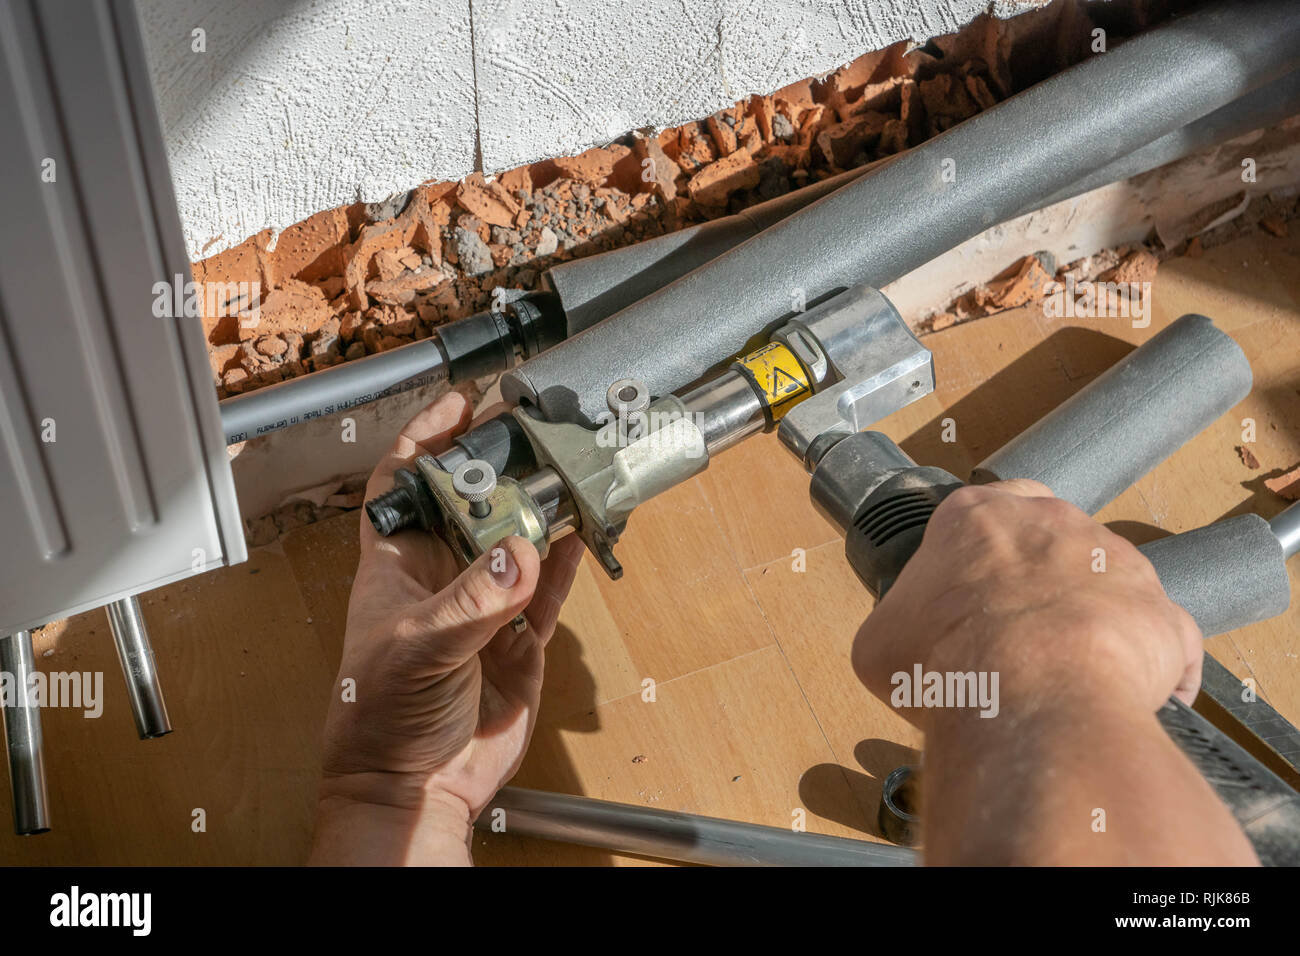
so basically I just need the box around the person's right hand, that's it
[848,480,1256,866]
[851,479,1205,730]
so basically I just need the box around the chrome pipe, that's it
[680,371,766,456]
[0,631,50,835]
[1271,500,1300,561]
[479,786,916,866]
[106,596,171,739]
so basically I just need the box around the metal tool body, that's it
[367,284,934,579]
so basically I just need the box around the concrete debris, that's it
[453,226,494,276]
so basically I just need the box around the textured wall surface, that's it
[138,0,1047,259]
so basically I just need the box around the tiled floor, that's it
[3,228,1298,865]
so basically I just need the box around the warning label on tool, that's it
[736,342,811,419]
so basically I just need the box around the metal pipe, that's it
[105,596,171,739]
[1271,500,1300,560]
[518,468,578,538]
[0,631,50,835]
[503,0,1300,427]
[220,337,448,444]
[970,314,1252,514]
[680,370,766,455]
[478,786,916,866]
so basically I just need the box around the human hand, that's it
[310,392,584,865]
[851,479,1204,729]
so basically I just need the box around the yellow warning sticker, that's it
[736,342,810,419]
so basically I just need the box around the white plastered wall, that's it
[136,0,1049,261]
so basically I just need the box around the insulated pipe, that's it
[1029,68,1300,213]
[544,165,870,335]
[0,631,50,835]
[502,0,1300,427]
[217,66,1300,445]
[1140,514,1292,637]
[479,786,916,866]
[970,314,1252,514]
[105,596,171,739]
[216,174,861,445]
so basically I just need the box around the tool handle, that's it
[1154,697,1300,865]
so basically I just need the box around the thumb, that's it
[412,536,542,669]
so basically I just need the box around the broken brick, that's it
[255,335,287,358]
[253,279,334,337]
[1101,249,1159,289]
[635,134,680,203]
[749,95,775,142]
[676,123,717,174]
[270,207,350,284]
[457,172,518,229]
[1265,464,1300,500]
[986,256,1054,311]
[373,248,406,281]
[1260,217,1289,238]
[816,113,889,168]
[553,144,633,187]
[687,151,760,207]
[706,114,739,156]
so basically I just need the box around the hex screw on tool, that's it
[0,631,50,835]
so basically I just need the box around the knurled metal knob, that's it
[606,378,650,417]
[453,459,496,517]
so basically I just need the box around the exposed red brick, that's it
[1266,464,1300,500]
[816,112,889,167]
[706,114,739,156]
[687,151,760,207]
[270,207,350,284]
[457,172,517,228]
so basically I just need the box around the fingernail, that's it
[488,544,519,588]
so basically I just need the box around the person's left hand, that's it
[310,392,585,865]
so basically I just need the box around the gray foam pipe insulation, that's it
[550,67,1300,343]
[502,0,1300,428]
[963,312,1292,638]
[1141,515,1292,638]
[969,315,1253,513]
[219,61,1300,443]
